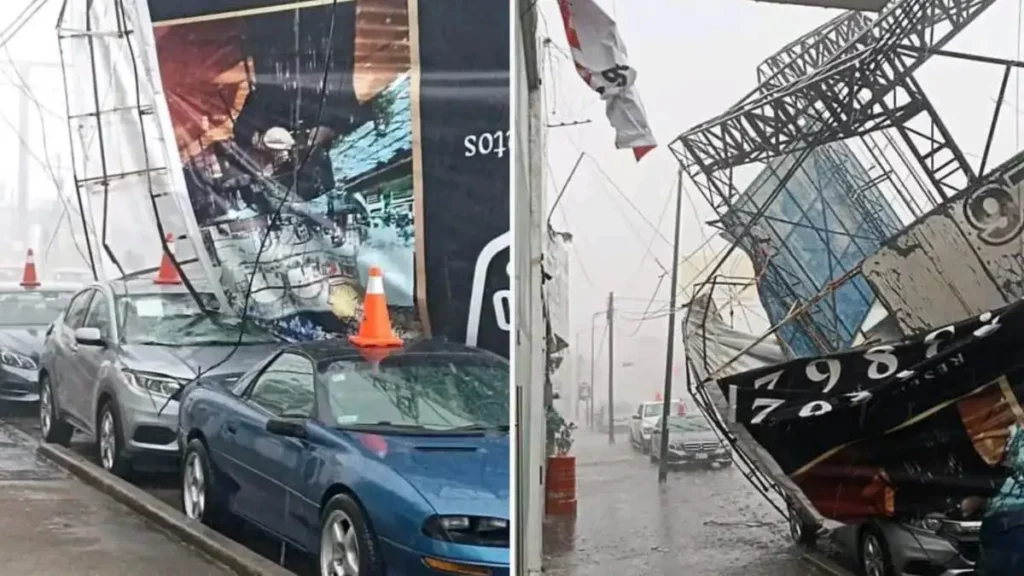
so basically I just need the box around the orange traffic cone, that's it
[20,249,39,289]
[349,266,402,347]
[154,234,182,285]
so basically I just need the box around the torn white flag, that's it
[557,0,657,161]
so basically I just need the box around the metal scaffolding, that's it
[670,0,1002,355]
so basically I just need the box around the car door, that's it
[54,289,94,425]
[227,352,316,536]
[75,291,116,435]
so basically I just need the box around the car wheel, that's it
[96,400,131,478]
[642,439,651,455]
[319,493,384,576]
[860,526,894,576]
[39,375,72,446]
[788,505,816,546]
[182,439,224,527]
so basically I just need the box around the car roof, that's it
[284,338,506,364]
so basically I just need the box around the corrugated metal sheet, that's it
[863,151,1024,332]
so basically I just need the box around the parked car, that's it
[177,339,510,576]
[38,273,281,476]
[649,413,732,467]
[628,399,683,454]
[0,283,77,402]
[825,514,978,576]
[596,401,633,434]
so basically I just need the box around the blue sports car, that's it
[177,339,509,576]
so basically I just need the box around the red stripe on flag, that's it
[634,145,656,161]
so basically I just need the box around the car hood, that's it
[119,342,279,382]
[347,431,509,519]
[0,325,46,357]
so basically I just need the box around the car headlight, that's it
[423,515,509,548]
[905,517,943,533]
[123,370,183,398]
[0,348,36,371]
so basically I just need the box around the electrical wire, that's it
[0,0,49,53]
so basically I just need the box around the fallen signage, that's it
[716,297,1024,523]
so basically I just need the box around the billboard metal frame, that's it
[669,0,1005,353]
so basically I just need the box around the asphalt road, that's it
[542,428,853,576]
[0,402,317,575]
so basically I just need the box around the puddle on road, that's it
[0,425,65,482]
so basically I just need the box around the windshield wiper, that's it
[445,424,510,433]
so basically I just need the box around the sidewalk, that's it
[0,424,231,576]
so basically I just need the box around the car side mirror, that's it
[266,417,308,439]
[74,327,105,347]
[631,414,640,420]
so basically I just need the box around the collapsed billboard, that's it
[715,299,1022,523]
[864,150,1024,335]
[720,141,902,356]
[143,0,510,355]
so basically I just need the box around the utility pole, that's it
[589,310,602,430]
[658,169,686,483]
[607,291,615,445]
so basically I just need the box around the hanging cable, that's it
[158,0,341,413]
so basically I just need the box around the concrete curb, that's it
[802,550,853,576]
[36,442,294,576]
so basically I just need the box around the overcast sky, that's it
[540,0,1024,404]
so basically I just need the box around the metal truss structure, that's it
[670,0,1013,354]
[55,0,229,311]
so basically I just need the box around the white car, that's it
[629,399,683,454]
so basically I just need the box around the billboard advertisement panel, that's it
[863,150,1024,334]
[144,0,510,355]
[720,141,902,356]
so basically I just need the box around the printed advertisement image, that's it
[145,0,510,355]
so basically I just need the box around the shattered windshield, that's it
[320,353,508,432]
[116,293,277,346]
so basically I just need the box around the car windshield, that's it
[643,401,682,417]
[0,290,73,325]
[665,415,713,433]
[320,353,509,432]
[117,292,278,346]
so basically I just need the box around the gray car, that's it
[649,413,732,467]
[0,283,77,402]
[38,273,281,477]
[828,516,978,576]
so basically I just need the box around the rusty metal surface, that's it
[864,151,1024,332]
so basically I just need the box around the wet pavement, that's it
[0,410,230,575]
[0,402,317,576]
[542,429,850,576]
